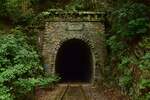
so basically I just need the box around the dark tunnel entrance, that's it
[55,39,92,83]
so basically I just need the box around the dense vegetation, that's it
[105,0,150,99]
[0,0,150,100]
[0,28,59,100]
[0,1,60,99]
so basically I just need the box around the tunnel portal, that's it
[55,39,93,83]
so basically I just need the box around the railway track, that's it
[55,84,69,100]
[56,84,89,100]
[36,83,107,100]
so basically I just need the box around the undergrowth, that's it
[106,1,150,99]
[0,28,59,100]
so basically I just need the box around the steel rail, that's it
[55,84,69,100]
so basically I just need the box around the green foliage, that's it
[118,57,130,70]
[118,56,133,92]
[106,36,125,54]
[119,73,132,90]
[13,75,60,99]
[0,0,34,25]
[106,1,150,99]
[139,37,150,49]
[128,18,149,36]
[64,0,93,11]
[139,53,150,70]
[65,0,84,11]
[38,75,60,88]
[0,85,13,100]
[139,79,150,90]
[139,93,150,100]
[0,28,59,99]
[112,3,150,38]
[136,52,150,99]
[0,0,7,17]
[0,28,40,71]
[30,0,40,5]
[138,79,150,100]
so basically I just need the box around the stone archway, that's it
[41,12,107,85]
[55,39,93,83]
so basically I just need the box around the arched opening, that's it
[55,39,93,83]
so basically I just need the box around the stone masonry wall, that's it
[41,11,107,85]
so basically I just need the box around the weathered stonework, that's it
[41,11,107,85]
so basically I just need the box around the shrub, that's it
[0,28,59,100]
[112,3,150,38]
